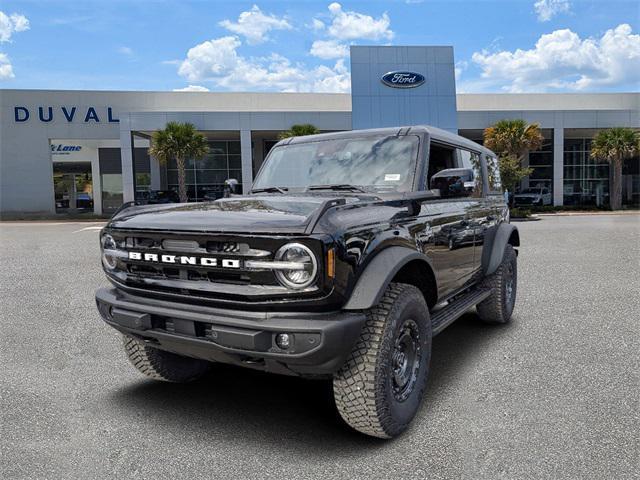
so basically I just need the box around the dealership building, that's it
[1,46,638,216]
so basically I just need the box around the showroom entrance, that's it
[52,162,94,213]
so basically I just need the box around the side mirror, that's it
[223,178,239,198]
[430,168,475,197]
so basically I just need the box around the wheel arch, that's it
[482,223,520,276]
[343,247,438,311]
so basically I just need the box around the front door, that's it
[421,200,477,298]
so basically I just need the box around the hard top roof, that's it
[278,125,496,157]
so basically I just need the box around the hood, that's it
[108,195,364,234]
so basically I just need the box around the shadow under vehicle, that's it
[95,125,519,439]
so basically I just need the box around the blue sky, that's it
[0,0,638,93]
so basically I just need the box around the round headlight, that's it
[101,234,116,250]
[274,243,317,289]
[101,234,118,270]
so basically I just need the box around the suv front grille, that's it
[104,230,322,302]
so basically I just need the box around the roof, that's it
[280,124,496,157]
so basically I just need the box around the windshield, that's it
[520,188,541,194]
[253,135,420,192]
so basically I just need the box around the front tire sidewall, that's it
[381,297,431,431]
[333,284,432,439]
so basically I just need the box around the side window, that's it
[485,154,502,193]
[458,149,483,198]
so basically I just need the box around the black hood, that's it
[108,195,367,234]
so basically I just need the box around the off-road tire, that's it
[477,244,517,324]
[333,283,431,439]
[123,335,212,382]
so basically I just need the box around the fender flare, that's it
[482,223,520,276]
[343,246,435,311]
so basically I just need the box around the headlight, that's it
[274,243,317,289]
[101,234,118,270]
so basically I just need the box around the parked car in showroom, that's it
[96,126,519,439]
[514,187,552,206]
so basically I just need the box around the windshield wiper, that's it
[307,184,366,193]
[251,186,288,194]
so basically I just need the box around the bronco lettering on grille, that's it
[128,251,240,268]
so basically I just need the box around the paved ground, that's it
[1,216,638,479]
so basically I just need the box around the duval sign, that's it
[381,71,426,89]
[14,106,119,123]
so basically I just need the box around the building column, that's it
[240,129,253,192]
[91,150,103,215]
[120,118,135,203]
[150,155,161,190]
[553,128,564,206]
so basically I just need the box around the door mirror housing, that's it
[223,178,239,197]
[430,168,475,198]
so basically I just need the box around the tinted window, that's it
[254,135,419,192]
[458,149,483,198]
[485,154,502,193]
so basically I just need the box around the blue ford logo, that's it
[381,71,425,89]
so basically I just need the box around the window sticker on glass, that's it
[384,174,401,182]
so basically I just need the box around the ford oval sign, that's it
[381,71,425,89]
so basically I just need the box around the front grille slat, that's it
[113,232,280,290]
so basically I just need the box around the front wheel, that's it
[333,283,432,439]
[122,335,212,382]
[476,244,517,324]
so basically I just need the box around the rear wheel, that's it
[477,244,517,324]
[122,335,212,382]
[333,283,431,439]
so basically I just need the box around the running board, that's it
[431,288,492,335]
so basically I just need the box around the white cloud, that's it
[178,36,242,81]
[471,24,640,92]
[310,18,325,31]
[0,11,30,43]
[177,36,350,93]
[310,39,349,59]
[0,52,14,79]
[173,85,210,92]
[325,3,393,41]
[534,0,570,22]
[219,5,291,45]
[118,46,133,56]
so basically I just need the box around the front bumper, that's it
[96,287,365,376]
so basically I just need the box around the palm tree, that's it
[278,124,320,140]
[148,122,209,203]
[590,128,640,210]
[484,119,544,201]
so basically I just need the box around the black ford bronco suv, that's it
[96,125,519,439]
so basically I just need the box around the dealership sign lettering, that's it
[51,144,82,155]
[14,106,119,123]
[381,71,426,89]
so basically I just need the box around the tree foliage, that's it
[483,119,544,161]
[148,122,209,203]
[278,124,320,140]
[484,119,544,200]
[590,127,640,210]
[498,155,534,194]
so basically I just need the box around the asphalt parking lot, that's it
[1,215,638,479]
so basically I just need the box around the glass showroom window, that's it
[166,140,242,201]
[563,138,609,206]
[527,133,553,192]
